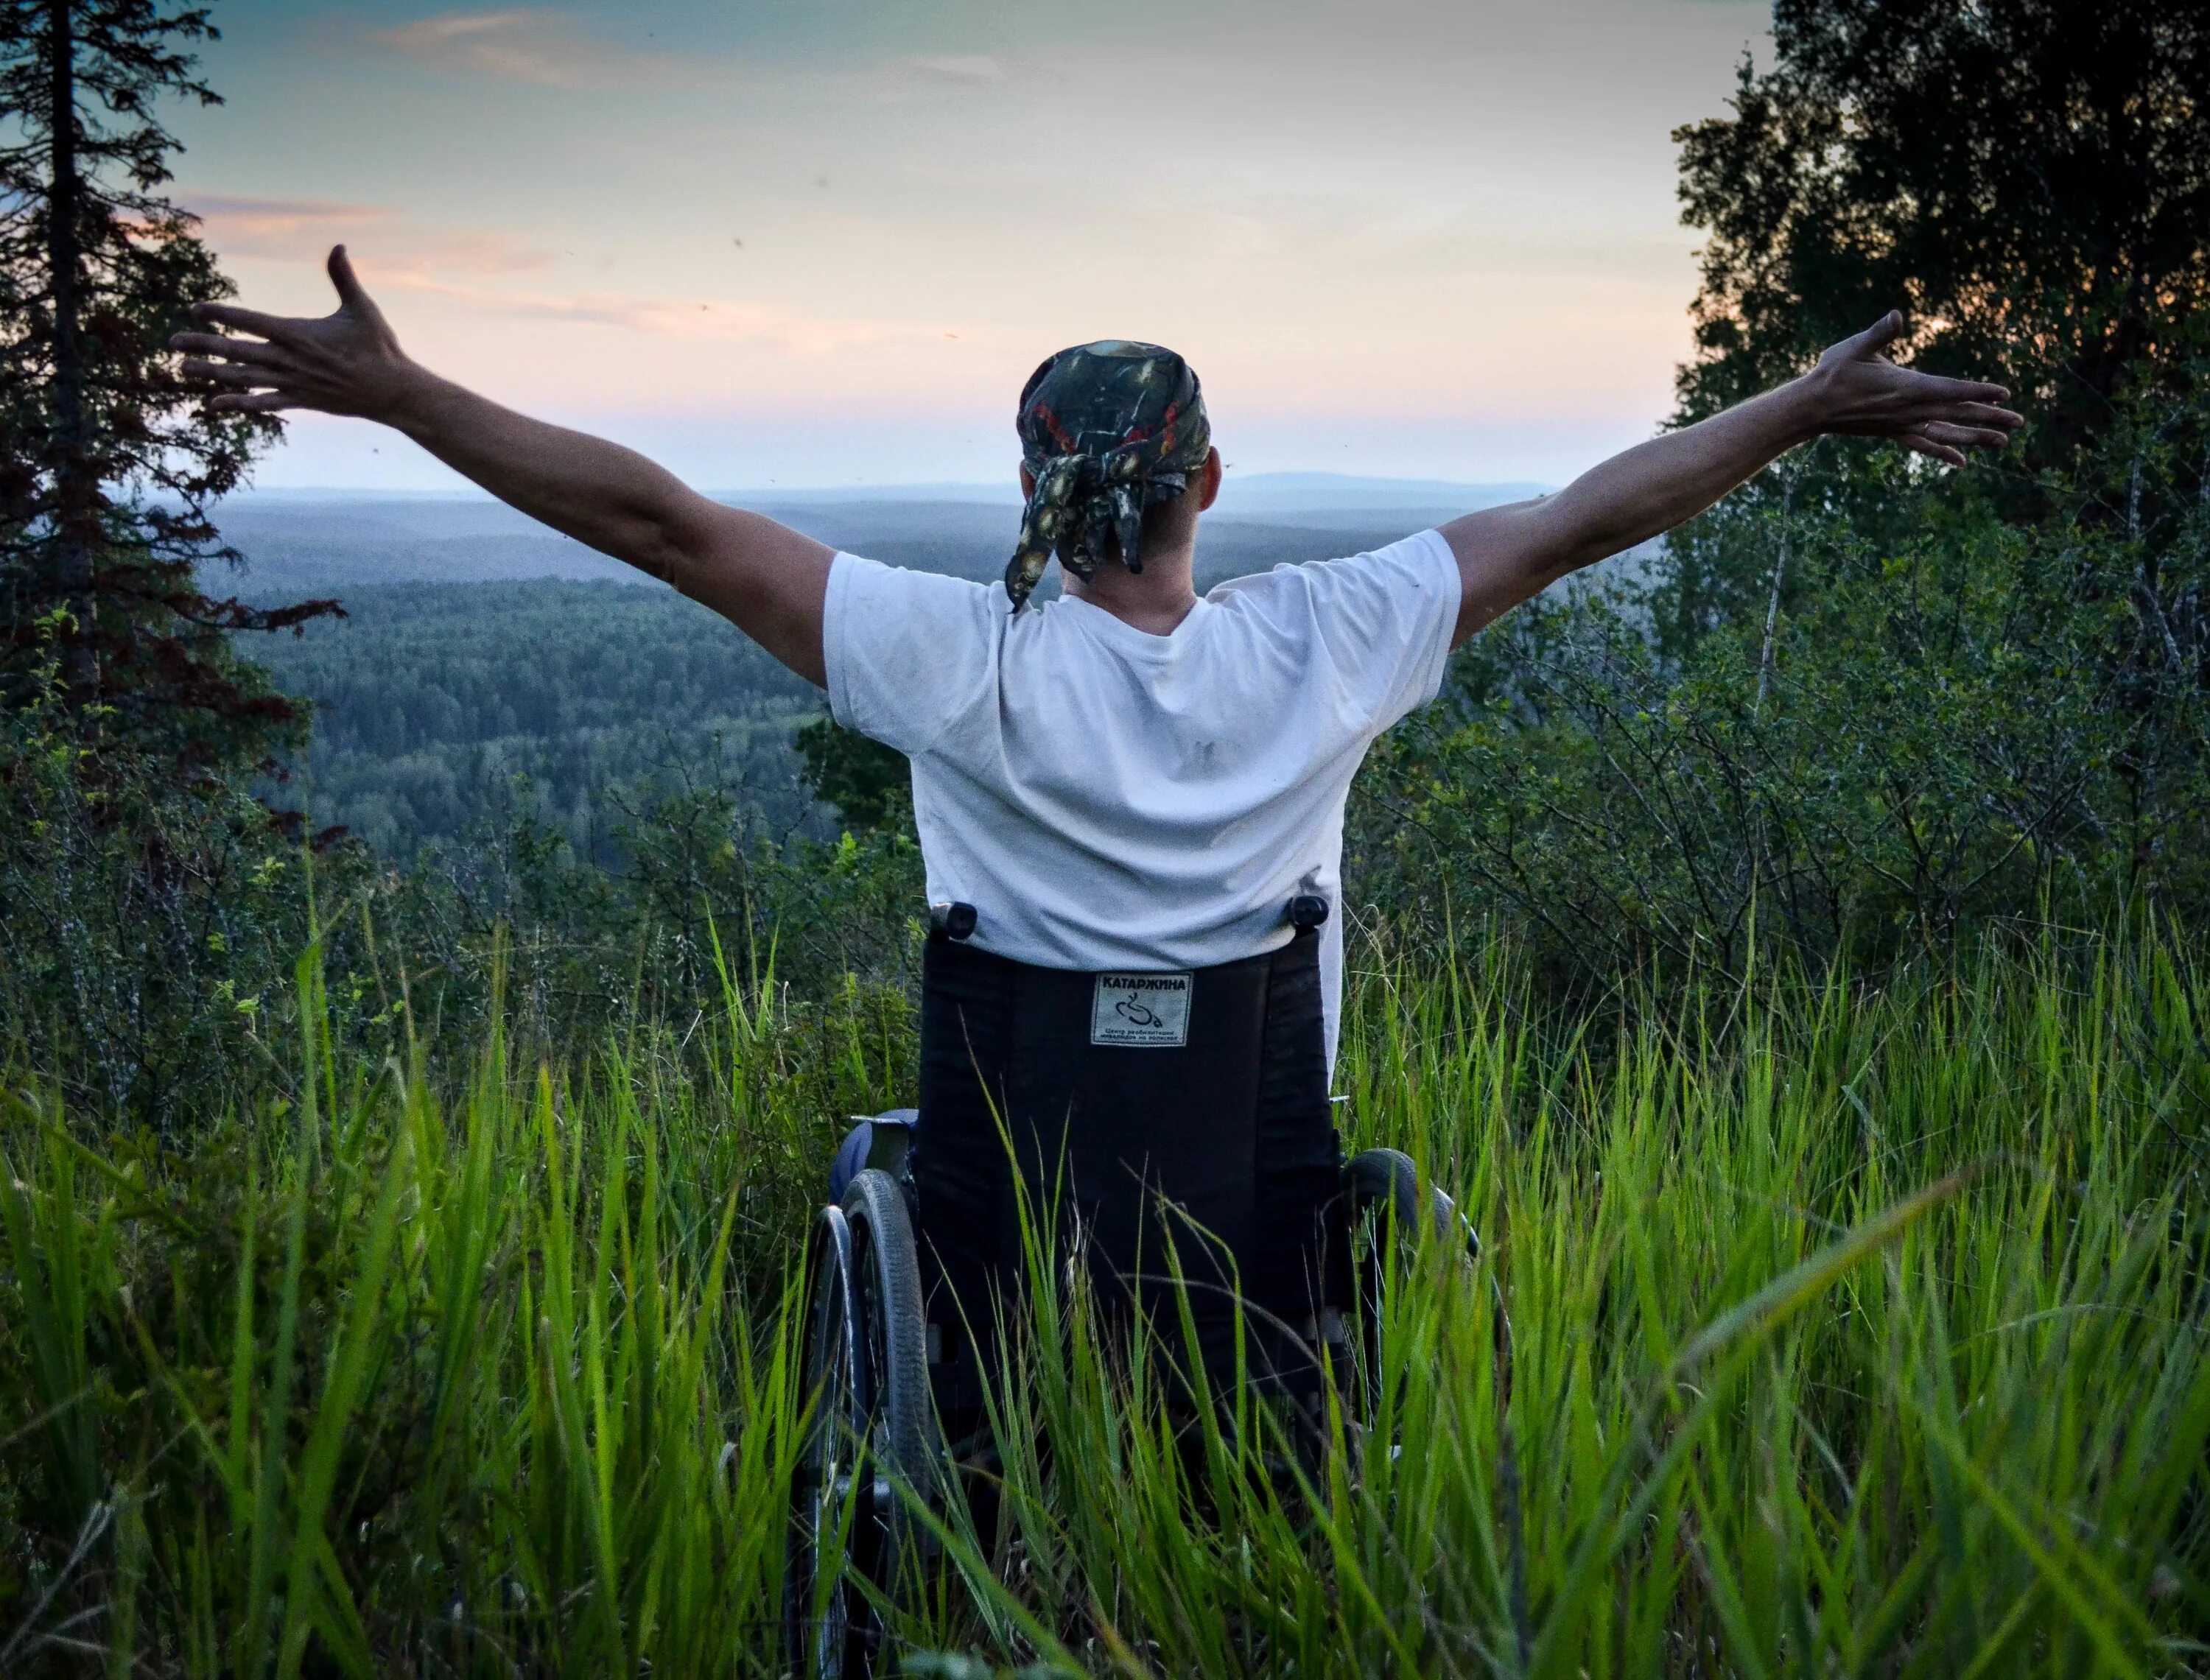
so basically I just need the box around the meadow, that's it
[4,924,2205,1677]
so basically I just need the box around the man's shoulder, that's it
[825,553,1007,752]
[1204,530,1453,614]
[832,552,1005,628]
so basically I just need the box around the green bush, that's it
[1356,370,2210,997]
[1,677,925,1129]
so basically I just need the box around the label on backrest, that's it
[1090,971,1193,1047]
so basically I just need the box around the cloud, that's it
[183,196,950,357]
[832,51,1025,104]
[370,9,692,91]
[184,195,390,257]
[186,195,554,276]
[373,273,948,357]
[393,234,557,277]
[902,55,1008,82]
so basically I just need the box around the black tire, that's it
[843,1166,936,1572]
[785,1170,935,1680]
[788,1204,863,1679]
[1342,1147,1464,1250]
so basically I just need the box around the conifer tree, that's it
[0,0,337,779]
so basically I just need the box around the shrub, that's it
[1355,369,2210,996]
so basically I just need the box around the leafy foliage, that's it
[795,711,909,832]
[0,652,925,1128]
[1672,0,2209,435]
[1358,365,2210,992]
[248,580,830,859]
[1660,0,2210,647]
[1361,0,2210,996]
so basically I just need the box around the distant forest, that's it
[230,495,1458,859]
[251,580,824,861]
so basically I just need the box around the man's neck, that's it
[1060,549,1200,636]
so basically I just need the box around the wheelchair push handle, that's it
[1341,1147,1479,1262]
[928,901,978,941]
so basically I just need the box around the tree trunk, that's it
[46,0,98,697]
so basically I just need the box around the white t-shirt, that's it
[823,529,1461,1064]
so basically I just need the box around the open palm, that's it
[1811,312,2023,467]
[170,245,418,421]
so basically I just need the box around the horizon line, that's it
[228,469,1557,502]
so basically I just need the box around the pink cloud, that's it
[903,55,1008,83]
[183,194,390,257]
[369,10,692,91]
[186,196,553,276]
[182,197,872,351]
[371,272,946,356]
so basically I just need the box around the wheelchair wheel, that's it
[786,1167,936,1680]
[1338,1147,1475,1433]
[1343,1147,1466,1248]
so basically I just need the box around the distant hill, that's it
[247,580,824,861]
[212,485,1538,603]
[699,471,1548,516]
[1210,473,1547,521]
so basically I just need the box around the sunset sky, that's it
[172,0,1772,493]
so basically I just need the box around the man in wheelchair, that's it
[176,252,2023,1674]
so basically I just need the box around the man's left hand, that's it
[1803,312,2024,467]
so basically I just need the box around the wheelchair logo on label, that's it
[1090,971,1193,1047]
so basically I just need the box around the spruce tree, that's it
[0,0,337,780]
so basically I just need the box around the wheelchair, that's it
[783,898,1474,1680]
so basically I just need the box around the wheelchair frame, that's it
[783,895,1479,1678]
[784,1114,1471,1680]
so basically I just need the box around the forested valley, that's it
[225,491,1464,860]
[248,579,825,860]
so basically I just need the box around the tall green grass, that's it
[3,927,2206,1676]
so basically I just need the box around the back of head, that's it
[1005,341,1211,611]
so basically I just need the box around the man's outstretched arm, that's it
[173,246,834,686]
[1439,313,2025,646]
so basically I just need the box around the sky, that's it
[169,0,1772,493]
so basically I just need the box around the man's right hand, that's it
[172,247,835,687]
[171,245,428,423]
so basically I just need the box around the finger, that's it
[181,358,287,388]
[169,330,289,365]
[190,301,308,344]
[1906,373,2016,406]
[1842,309,1906,356]
[1916,421,2010,450]
[328,243,371,312]
[1936,401,2024,429]
[208,390,297,414]
[1898,432,1967,468]
[328,244,393,329]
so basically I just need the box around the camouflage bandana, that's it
[1006,340,1211,612]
